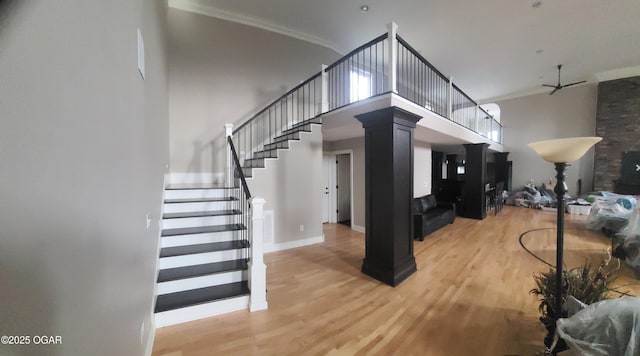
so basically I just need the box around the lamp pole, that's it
[528,136,602,354]
[552,162,568,355]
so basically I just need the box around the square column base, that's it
[362,258,417,287]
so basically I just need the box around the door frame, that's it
[323,149,354,225]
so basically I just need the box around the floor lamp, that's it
[528,137,602,354]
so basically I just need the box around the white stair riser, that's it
[157,270,247,295]
[163,201,235,213]
[162,215,239,229]
[161,231,241,248]
[164,189,238,200]
[160,250,244,269]
[155,296,249,328]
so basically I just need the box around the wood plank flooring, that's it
[152,206,640,356]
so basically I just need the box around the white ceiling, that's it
[170,0,640,101]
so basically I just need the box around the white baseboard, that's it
[352,224,365,233]
[167,172,224,185]
[264,235,324,253]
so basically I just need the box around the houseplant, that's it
[530,256,617,351]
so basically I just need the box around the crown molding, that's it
[594,65,640,83]
[483,81,593,103]
[168,0,344,55]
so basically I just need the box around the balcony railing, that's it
[326,34,389,111]
[232,22,502,162]
[396,35,449,118]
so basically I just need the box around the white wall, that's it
[497,84,597,195]
[247,128,324,250]
[167,9,339,179]
[0,1,169,355]
[414,142,432,197]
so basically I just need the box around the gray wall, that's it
[497,84,597,196]
[248,129,324,247]
[0,1,168,355]
[167,8,340,176]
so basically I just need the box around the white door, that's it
[322,155,332,223]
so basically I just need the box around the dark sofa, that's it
[413,194,456,240]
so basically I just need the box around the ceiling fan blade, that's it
[549,87,559,95]
[541,84,557,88]
[562,80,587,88]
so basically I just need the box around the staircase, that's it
[153,118,321,327]
[154,186,251,327]
[239,117,322,178]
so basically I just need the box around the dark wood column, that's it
[355,107,422,286]
[463,143,488,220]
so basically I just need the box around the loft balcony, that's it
[232,23,503,161]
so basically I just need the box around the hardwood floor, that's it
[152,206,640,356]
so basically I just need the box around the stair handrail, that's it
[227,136,251,199]
[227,134,268,312]
[233,72,322,136]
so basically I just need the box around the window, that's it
[350,69,372,102]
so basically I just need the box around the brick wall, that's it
[594,76,640,191]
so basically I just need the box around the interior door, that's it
[322,155,332,223]
[336,153,351,224]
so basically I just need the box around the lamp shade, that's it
[528,137,602,163]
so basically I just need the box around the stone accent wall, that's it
[594,76,640,191]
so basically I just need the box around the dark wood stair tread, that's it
[162,223,246,237]
[158,259,248,282]
[155,281,249,313]
[163,210,241,219]
[164,197,237,204]
[160,240,249,258]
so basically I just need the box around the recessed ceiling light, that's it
[532,1,542,8]
[360,5,369,13]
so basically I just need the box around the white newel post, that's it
[225,123,234,188]
[475,103,480,133]
[387,22,398,94]
[248,196,268,312]
[447,76,453,120]
[321,64,329,114]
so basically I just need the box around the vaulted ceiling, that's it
[170,0,640,102]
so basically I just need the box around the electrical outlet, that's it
[299,224,304,232]
[146,213,151,229]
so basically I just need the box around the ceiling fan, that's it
[542,64,586,95]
